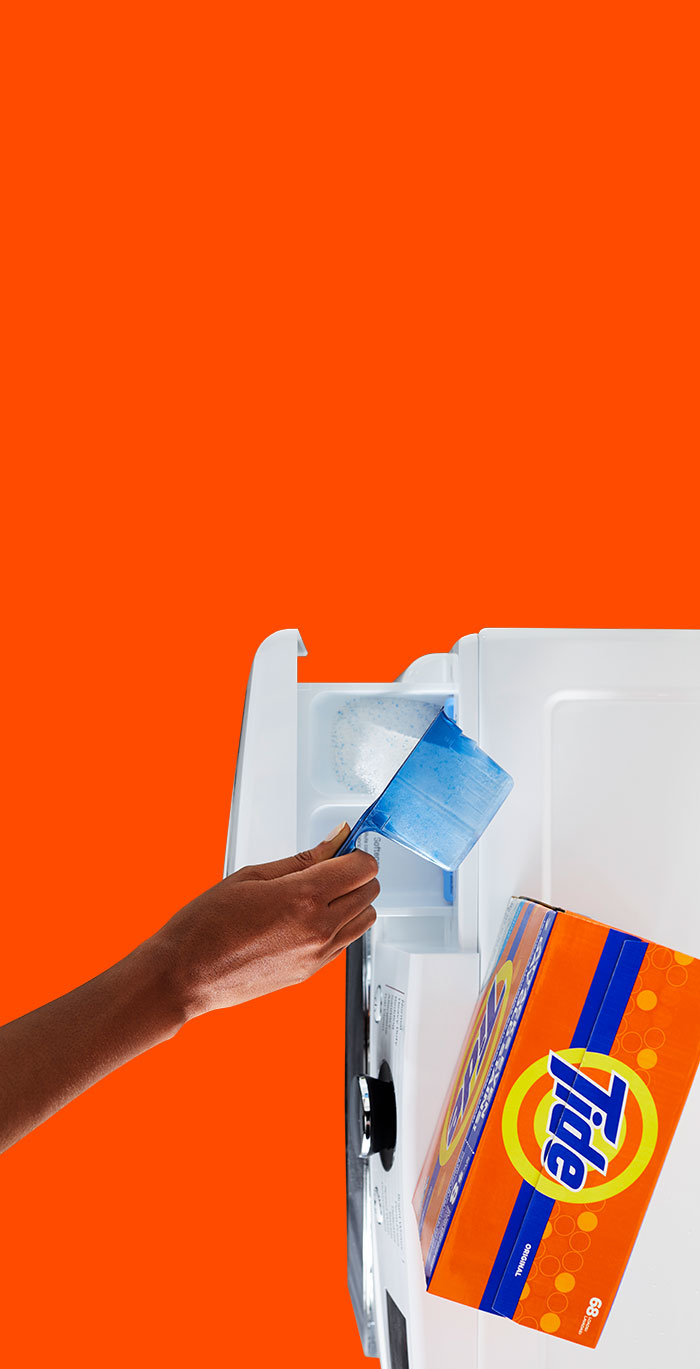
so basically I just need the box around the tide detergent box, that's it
[413,897,700,1348]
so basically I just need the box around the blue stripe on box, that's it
[507,900,534,963]
[478,1180,548,1314]
[481,927,648,1318]
[488,1190,555,1315]
[587,937,647,1053]
[570,928,630,1046]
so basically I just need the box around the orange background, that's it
[1,4,698,1367]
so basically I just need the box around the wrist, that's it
[132,932,192,1036]
[146,925,204,1027]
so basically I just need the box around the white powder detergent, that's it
[330,697,441,794]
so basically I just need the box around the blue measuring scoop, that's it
[334,707,513,871]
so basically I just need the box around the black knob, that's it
[353,1064,396,1165]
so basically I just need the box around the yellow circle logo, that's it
[439,960,513,1166]
[502,1048,658,1201]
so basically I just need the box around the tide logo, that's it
[541,1052,628,1192]
[502,1048,658,1202]
[439,961,512,1166]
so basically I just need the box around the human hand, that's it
[153,823,379,1019]
[0,823,377,1154]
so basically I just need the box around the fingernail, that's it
[322,821,349,843]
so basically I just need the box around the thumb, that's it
[309,820,352,862]
[233,821,351,881]
[289,820,352,872]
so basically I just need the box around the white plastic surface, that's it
[477,629,700,967]
[224,628,306,873]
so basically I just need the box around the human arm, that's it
[0,822,378,1154]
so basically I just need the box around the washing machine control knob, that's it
[353,1066,396,1165]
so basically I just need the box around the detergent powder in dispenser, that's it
[334,707,513,871]
[413,897,700,1348]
